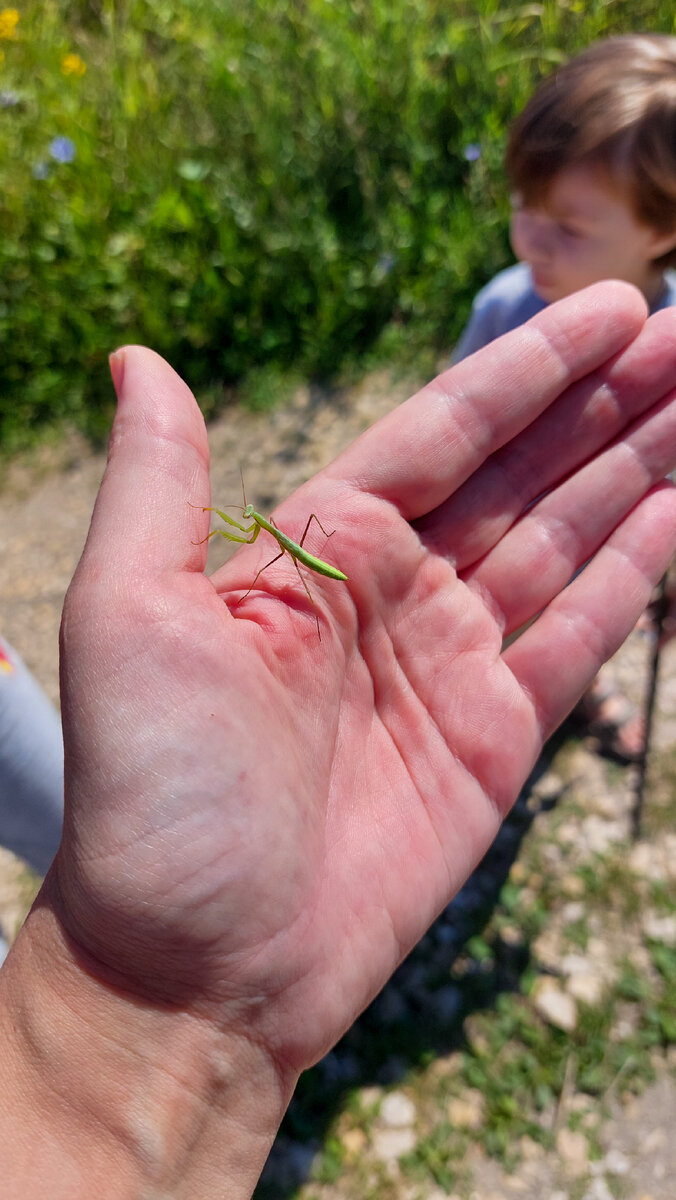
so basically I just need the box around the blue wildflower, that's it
[376,252,397,276]
[49,135,76,163]
[463,143,481,162]
[32,161,50,179]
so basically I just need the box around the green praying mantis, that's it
[195,482,348,640]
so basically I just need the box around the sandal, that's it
[573,680,645,764]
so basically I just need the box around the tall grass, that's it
[1,0,674,447]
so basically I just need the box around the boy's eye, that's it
[558,223,583,238]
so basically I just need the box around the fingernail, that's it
[108,348,126,397]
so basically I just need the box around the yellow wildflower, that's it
[0,9,19,39]
[61,52,87,77]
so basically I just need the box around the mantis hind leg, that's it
[298,512,335,548]
[268,514,333,547]
[235,550,285,606]
[237,543,323,640]
[291,556,322,641]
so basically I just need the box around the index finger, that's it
[328,281,648,518]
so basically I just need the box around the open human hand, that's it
[5,281,676,1198]
[54,282,676,1068]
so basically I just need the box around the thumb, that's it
[81,346,210,577]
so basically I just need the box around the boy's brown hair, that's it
[505,34,676,267]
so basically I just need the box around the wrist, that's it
[0,881,295,1199]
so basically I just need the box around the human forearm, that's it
[0,879,292,1200]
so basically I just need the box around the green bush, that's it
[1,0,674,448]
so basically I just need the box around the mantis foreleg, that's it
[194,507,260,547]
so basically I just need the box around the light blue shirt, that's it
[453,262,676,363]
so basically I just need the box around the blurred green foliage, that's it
[1,0,674,448]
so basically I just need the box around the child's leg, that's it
[0,637,64,877]
[574,674,644,763]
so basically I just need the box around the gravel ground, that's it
[1,365,675,1199]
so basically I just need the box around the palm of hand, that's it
[58,492,520,1068]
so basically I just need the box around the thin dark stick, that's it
[631,574,669,841]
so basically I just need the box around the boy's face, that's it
[510,162,674,303]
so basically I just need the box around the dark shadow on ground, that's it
[254,728,572,1197]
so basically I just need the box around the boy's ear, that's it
[648,225,676,260]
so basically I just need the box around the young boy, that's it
[455,34,676,360]
[453,34,676,759]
